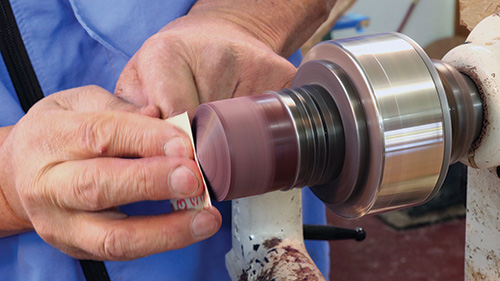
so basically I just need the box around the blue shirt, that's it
[0,1,329,280]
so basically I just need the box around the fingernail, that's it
[164,137,189,157]
[170,166,200,195]
[192,210,218,238]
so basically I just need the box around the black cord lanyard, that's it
[0,0,43,111]
[0,0,110,280]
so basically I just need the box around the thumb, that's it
[115,37,201,120]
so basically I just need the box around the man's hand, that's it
[0,86,221,260]
[115,13,298,119]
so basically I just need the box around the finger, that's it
[44,156,203,210]
[42,109,194,160]
[69,207,221,260]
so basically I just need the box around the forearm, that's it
[189,0,336,57]
[0,126,32,237]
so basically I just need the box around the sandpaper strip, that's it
[166,112,212,210]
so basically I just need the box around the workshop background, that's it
[322,1,468,280]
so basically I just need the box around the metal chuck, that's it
[193,33,483,218]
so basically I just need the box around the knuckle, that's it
[132,163,168,200]
[140,33,185,62]
[100,227,134,260]
[73,166,106,210]
[77,114,114,155]
[158,221,192,252]
[133,165,154,198]
[160,228,177,251]
[143,33,174,52]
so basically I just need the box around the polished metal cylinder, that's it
[297,33,454,217]
[296,34,482,217]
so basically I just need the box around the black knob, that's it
[303,224,366,241]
